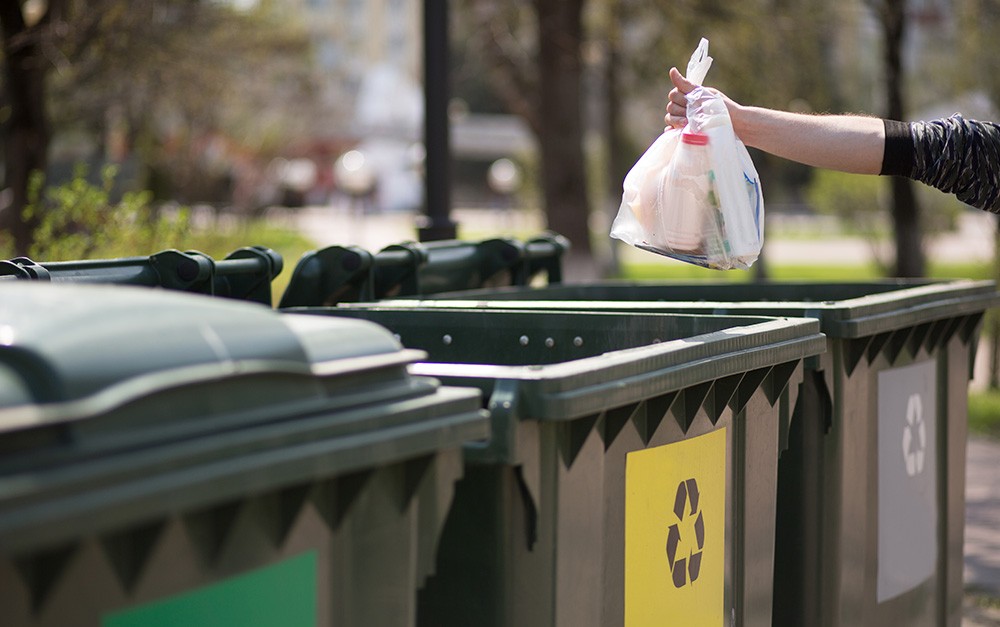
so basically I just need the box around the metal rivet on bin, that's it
[442,334,453,345]
[520,335,529,346]
[545,337,555,348]
[573,336,583,347]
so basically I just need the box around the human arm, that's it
[665,67,1000,213]
[665,67,885,174]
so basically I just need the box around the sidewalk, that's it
[965,436,1000,625]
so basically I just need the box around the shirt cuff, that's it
[880,119,914,176]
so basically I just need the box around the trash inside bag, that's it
[610,38,764,270]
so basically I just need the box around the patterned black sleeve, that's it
[906,114,1000,214]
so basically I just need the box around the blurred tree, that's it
[455,0,594,271]
[1,0,315,255]
[869,0,925,277]
[955,0,1000,388]
[0,0,63,255]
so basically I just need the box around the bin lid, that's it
[299,306,827,421]
[376,279,1000,338]
[0,284,486,554]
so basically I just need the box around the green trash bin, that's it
[373,278,1000,626]
[290,305,827,627]
[0,283,487,627]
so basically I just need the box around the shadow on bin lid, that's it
[0,283,410,409]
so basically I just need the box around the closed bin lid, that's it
[0,284,486,554]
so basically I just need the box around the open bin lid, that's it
[0,284,486,555]
[291,306,827,423]
[371,279,1000,338]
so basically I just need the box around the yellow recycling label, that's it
[624,428,727,626]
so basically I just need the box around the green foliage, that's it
[619,259,991,281]
[21,165,192,262]
[805,169,886,234]
[969,389,1000,439]
[6,165,317,305]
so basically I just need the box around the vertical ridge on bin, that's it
[923,319,946,353]
[401,454,435,512]
[13,543,77,612]
[960,312,985,345]
[843,336,872,377]
[906,322,932,359]
[764,361,800,407]
[673,381,713,433]
[558,414,599,468]
[866,331,892,364]
[254,484,311,549]
[710,374,744,424]
[734,367,770,415]
[310,470,374,531]
[599,404,635,450]
[99,520,166,594]
[631,392,676,445]
[884,327,913,365]
[182,501,242,568]
[938,316,964,348]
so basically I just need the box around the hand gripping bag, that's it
[610,38,764,270]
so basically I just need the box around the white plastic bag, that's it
[610,38,764,270]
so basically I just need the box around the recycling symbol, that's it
[665,478,705,588]
[902,393,926,477]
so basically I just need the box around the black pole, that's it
[419,0,458,241]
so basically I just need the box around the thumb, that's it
[669,67,697,95]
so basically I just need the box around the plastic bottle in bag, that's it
[653,130,727,256]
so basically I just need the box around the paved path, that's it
[967,437,1000,595]
[964,437,1000,625]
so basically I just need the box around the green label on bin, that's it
[102,551,317,627]
[877,359,938,602]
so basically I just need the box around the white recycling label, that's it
[877,359,938,603]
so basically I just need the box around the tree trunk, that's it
[879,0,925,277]
[0,4,51,257]
[535,0,592,260]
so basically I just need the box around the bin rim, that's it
[303,307,827,422]
[0,385,486,555]
[361,278,1000,338]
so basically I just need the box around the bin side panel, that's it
[1,449,466,627]
[943,333,971,627]
[739,388,782,627]
[550,422,604,627]
[824,342,872,627]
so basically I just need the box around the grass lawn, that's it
[619,260,994,281]
[970,389,1000,439]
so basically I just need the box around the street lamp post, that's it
[420,0,457,242]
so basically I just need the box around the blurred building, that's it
[282,0,534,211]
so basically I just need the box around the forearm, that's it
[730,105,886,175]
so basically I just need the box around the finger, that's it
[664,107,686,129]
[668,88,687,107]
[664,115,686,129]
[669,67,696,94]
